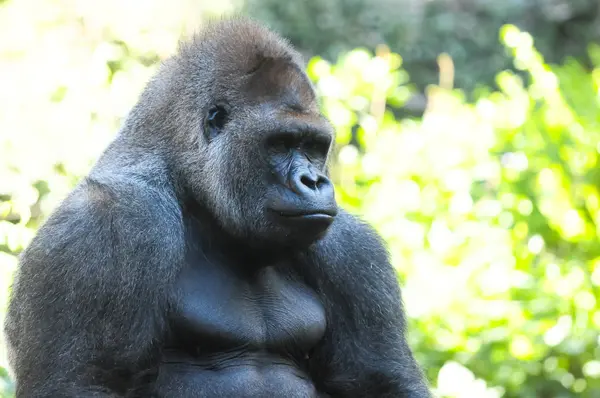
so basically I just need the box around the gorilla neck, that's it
[183,200,289,263]
[182,199,311,266]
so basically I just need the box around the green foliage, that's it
[1,2,600,397]
[243,0,600,93]
[307,24,600,398]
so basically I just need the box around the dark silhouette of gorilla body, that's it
[4,18,431,398]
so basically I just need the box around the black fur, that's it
[4,17,431,397]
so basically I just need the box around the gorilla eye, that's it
[305,137,331,156]
[205,104,229,138]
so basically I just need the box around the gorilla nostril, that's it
[300,174,318,190]
[316,175,330,189]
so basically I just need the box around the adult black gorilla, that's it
[5,18,431,398]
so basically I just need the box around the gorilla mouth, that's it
[284,213,335,227]
[272,208,338,219]
[269,208,337,238]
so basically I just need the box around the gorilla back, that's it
[4,18,432,398]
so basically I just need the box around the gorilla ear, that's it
[205,104,229,140]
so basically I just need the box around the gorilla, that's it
[4,18,431,398]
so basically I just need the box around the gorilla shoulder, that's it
[13,173,185,304]
[318,208,391,264]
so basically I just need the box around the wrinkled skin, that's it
[4,18,432,398]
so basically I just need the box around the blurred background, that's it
[1,0,600,397]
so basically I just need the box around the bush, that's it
[243,0,600,94]
[307,25,600,397]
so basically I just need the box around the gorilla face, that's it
[205,89,337,245]
[178,34,338,248]
[204,99,337,247]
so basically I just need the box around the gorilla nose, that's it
[294,170,331,195]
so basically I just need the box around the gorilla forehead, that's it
[244,56,317,112]
[176,18,317,112]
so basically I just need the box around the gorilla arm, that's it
[306,210,432,398]
[4,178,184,397]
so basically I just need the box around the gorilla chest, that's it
[170,258,327,354]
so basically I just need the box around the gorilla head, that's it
[136,18,337,248]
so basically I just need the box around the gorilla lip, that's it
[285,213,335,223]
[273,210,337,237]
[271,208,338,219]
